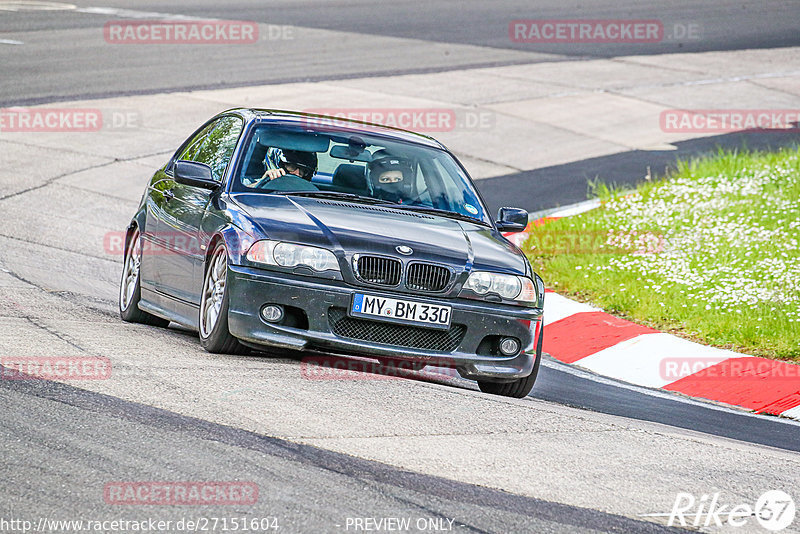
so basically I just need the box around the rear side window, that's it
[193,116,244,182]
[175,116,244,182]
[177,122,216,162]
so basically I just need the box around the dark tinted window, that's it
[232,125,487,223]
[177,122,215,163]
[178,116,244,182]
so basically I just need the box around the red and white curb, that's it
[505,202,800,421]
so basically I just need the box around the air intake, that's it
[353,255,402,286]
[406,263,451,292]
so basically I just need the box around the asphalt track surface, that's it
[3,0,800,106]
[1,374,683,533]
[2,2,800,532]
[536,359,800,453]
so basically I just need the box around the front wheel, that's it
[119,227,170,327]
[477,369,538,398]
[199,243,247,354]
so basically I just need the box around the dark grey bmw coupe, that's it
[119,108,545,397]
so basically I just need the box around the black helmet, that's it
[367,151,414,201]
[279,149,318,180]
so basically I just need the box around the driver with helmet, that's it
[257,148,319,191]
[367,150,414,203]
[262,149,318,181]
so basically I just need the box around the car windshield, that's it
[232,124,488,223]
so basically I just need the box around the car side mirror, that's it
[174,160,218,190]
[495,207,529,233]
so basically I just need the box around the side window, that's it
[174,117,244,182]
[177,122,216,163]
[191,116,244,182]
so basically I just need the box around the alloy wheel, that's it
[200,246,227,338]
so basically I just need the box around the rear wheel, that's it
[199,243,247,354]
[478,324,543,398]
[119,227,170,327]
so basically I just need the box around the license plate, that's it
[351,294,452,329]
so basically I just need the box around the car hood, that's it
[230,193,528,275]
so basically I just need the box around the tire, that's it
[199,242,247,354]
[477,324,543,398]
[119,227,170,327]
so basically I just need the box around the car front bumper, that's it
[226,265,543,381]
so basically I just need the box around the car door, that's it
[141,121,215,295]
[154,116,244,306]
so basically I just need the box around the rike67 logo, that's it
[647,490,796,531]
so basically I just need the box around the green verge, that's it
[524,146,800,362]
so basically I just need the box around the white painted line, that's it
[527,198,602,221]
[636,143,677,151]
[781,405,800,421]
[541,357,800,426]
[0,39,24,45]
[547,198,601,218]
[76,6,211,21]
[506,199,604,248]
[543,292,601,326]
[575,332,745,388]
[0,1,75,11]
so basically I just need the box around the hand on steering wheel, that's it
[252,168,286,188]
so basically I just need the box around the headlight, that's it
[461,271,538,303]
[246,240,339,272]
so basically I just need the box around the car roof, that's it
[220,108,447,150]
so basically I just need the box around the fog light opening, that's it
[261,304,284,323]
[499,337,520,356]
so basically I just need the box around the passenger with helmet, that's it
[367,150,415,203]
[257,148,319,191]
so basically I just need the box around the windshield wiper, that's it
[277,191,488,225]
[387,204,490,226]
[276,191,389,205]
